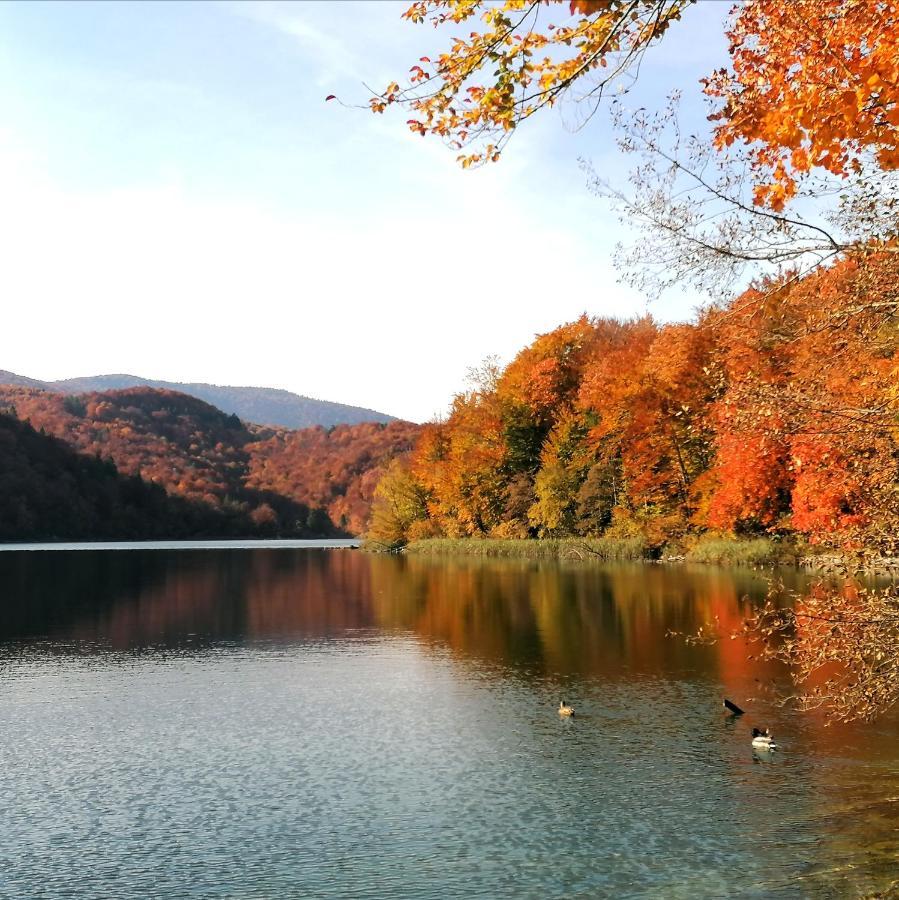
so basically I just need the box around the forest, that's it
[369,252,899,556]
[0,386,419,540]
[0,412,288,541]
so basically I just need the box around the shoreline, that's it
[0,538,361,553]
[367,537,899,574]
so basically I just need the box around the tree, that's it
[367,458,430,546]
[705,0,899,209]
[372,0,898,193]
[528,412,591,535]
[62,395,87,417]
[574,461,617,534]
[369,0,692,167]
[745,582,899,723]
[413,390,508,536]
[373,0,898,297]
[501,471,536,537]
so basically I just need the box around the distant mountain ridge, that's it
[0,370,49,391]
[0,370,397,429]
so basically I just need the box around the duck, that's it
[558,700,575,717]
[751,727,777,751]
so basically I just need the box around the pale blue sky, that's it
[0,1,731,422]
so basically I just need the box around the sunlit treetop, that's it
[705,0,899,210]
[368,0,692,167]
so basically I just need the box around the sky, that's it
[0,1,732,423]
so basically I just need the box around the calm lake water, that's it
[0,546,896,898]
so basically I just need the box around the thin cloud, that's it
[224,1,362,84]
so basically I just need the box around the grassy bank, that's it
[364,534,898,573]
[682,536,796,567]
[376,534,800,567]
[403,537,651,560]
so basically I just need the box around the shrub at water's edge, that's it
[386,535,799,566]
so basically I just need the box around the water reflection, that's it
[0,550,798,681]
[0,549,896,897]
[368,556,802,682]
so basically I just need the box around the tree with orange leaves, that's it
[413,387,509,536]
[705,0,899,211]
[372,0,898,193]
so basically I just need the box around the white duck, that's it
[751,727,777,751]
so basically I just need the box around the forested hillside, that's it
[370,253,899,553]
[0,413,286,541]
[0,371,397,429]
[0,386,419,538]
[246,421,421,535]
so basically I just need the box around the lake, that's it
[0,545,896,898]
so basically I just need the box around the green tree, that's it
[367,459,429,547]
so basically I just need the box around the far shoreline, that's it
[0,538,361,553]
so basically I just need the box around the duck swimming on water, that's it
[558,701,575,717]
[751,727,777,751]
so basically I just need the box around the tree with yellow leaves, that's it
[369,0,691,167]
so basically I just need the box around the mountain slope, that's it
[50,374,397,429]
[0,412,297,541]
[0,385,420,536]
[247,421,421,534]
[0,370,50,390]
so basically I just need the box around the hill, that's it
[0,386,419,537]
[246,421,422,534]
[0,412,312,541]
[0,370,49,390]
[0,370,398,429]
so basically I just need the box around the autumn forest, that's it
[7,2,899,897]
[369,252,899,556]
[0,385,418,541]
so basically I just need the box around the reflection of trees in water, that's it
[367,555,542,664]
[0,550,380,649]
[0,551,170,642]
[0,551,249,647]
[0,550,806,691]
[242,550,375,637]
[66,555,248,648]
[367,557,802,680]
